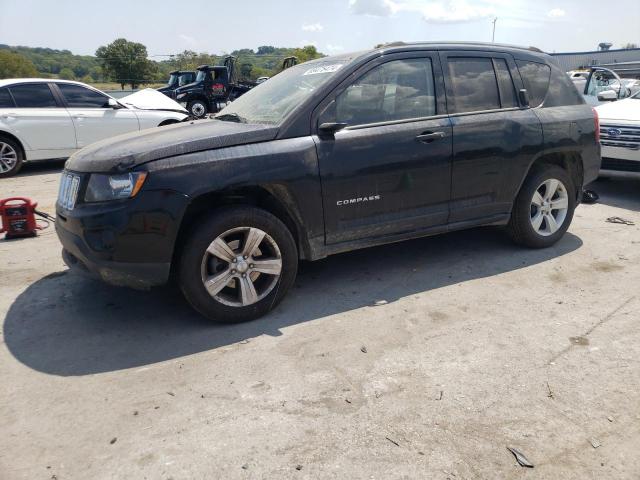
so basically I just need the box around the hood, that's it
[65,120,279,173]
[595,98,640,122]
[119,88,188,114]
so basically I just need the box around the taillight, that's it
[592,107,600,142]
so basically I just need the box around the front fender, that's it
[145,137,325,259]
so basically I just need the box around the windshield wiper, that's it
[214,113,247,123]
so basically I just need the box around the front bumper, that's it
[55,182,190,289]
[58,227,170,289]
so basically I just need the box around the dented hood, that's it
[65,120,279,173]
[119,88,188,113]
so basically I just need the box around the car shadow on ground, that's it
[14,159,66,177]
[589,175,640,212]
[4,227,583,376]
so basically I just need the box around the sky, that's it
[1,0,639,57]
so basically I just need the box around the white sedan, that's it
[0,79,188,177]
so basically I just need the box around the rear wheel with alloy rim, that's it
[507,165,576,248]
[0,138,23,178]
[179,206,298,322]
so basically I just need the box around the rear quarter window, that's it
[516,60,550,107]
[543,63,585,107]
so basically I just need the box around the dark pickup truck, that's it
[56,42,600,323]
[157,70,196,99]
[174,57,254,118]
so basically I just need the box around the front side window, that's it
[447,57,500,113]
[58,83,110,108]
[516,60,551,107]
[0,88,14,108]
[335,58,436,126]
[9,83,58,108]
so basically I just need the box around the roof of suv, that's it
[303,41,549,67]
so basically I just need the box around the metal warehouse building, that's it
[550,48,640,76]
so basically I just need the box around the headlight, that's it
[176,93,187,99]
[85,172,148,202]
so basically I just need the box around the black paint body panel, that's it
[55,42,601,288]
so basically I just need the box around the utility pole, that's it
[492,17,498,43]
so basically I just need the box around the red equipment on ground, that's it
[0,197,42,239]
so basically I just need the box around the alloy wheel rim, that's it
[530,178,569,236]
[200,227,282,307]
[0,142,18,173]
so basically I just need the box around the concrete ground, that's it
[1,161,639,479]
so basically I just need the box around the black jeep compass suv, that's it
[56,42,601,322]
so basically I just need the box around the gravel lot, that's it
[1,161,639,479]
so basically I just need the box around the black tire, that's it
[187,100,208,118]
[178,206,298,323]
[507,165,576,248]
[0,136,24,178]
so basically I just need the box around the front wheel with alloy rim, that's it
[507,165,576,248]
[187,100,208,118]
[179,207,298,323]
[0,137,23,178]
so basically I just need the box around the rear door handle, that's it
[415,131,446,143]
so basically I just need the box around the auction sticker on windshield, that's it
[303,64,344,76]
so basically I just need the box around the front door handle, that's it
[415,131,446,143]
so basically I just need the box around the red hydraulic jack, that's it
[0,197,44,239]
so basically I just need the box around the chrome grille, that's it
[600,124,640,150]
[58,172,80,210]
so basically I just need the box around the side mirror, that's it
[518,89,530,108]
[597,90,618,101]
[318,122,348,137]
[108,98,120,109]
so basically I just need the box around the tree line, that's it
[0,39,324,88]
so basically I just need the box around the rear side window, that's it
[544,63,584,107]
[493,59,518,108]
[58,83,110,108]
[447,57,500,113]
[336,58,436,126]
[0,88,14,108]
[516,61,550,107]
[9,83,58,108]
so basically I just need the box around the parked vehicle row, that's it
[0,79,188,177]
[55,42,600,323]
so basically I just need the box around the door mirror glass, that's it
[597,89,618,101]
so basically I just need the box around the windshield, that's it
[214,60,348,125]
[631,90,640,99]
[167,74,177,86]
[196,70,206,82]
